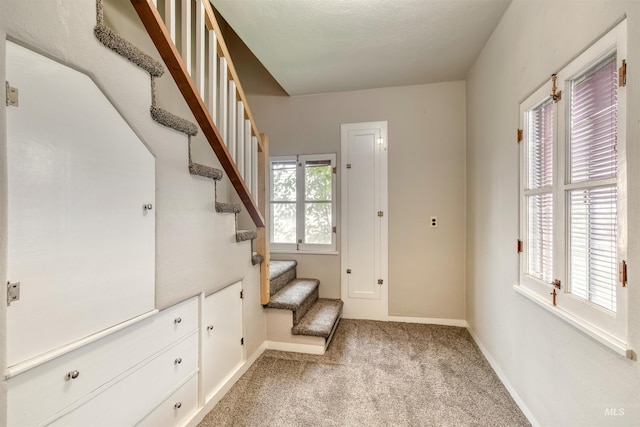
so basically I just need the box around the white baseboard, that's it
[185,341,267,427]
[388,316,468,328]
[466,326,540,427]
[265,340,325,355]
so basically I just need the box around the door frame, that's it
[340,121,388,320]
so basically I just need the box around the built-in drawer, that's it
[48,332,198,426]
[136,374,199,427]
[8,297,198,427]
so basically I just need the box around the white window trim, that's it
[269,154,337,253]
[517,20,630,358]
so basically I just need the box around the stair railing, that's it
[131,0,270,302]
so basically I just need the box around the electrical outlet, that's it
[430,216,437,228]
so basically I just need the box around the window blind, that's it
[528,99,554,189]
[570,55,618,182]
[526,99,554,283]
[568,54,618,311]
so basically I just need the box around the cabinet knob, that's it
[174,402,182,409]
[65,370,80,380]
[174,357,182,365]
[207,325,214,331]
[174,317,182,324]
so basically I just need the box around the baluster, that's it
[165,0,176,43]
[251,136,259,199]
[237,101,245,177]
[244,120,252,188]
[181,0,192,75]
[207,30,218,123]
[194,0,205,97]
[227,80,237,160]
[218,57,228,143]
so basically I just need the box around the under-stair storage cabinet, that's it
[202,281,244,403]
[7,297,198,426]
[5,40,156,367]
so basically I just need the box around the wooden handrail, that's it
[130,0,265,227]
[201,0,264,154]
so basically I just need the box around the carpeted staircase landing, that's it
[265,261,343,352]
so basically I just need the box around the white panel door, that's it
[341,122,388,320]
[202,281,244,402]
[6,42,155,366]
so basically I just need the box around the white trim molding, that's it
[388,316,468,328]
[265,340,325,355]
[185,341,267,427]
[466,326,541,427]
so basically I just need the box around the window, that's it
[518,20,628,355]
[269,154,336,252]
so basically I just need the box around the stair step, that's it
[292,298,343,339]
[251,254,264,265]
[150,106,198,136]
[265,278,319,325]
[216,201,242,214]
[269,260,297,295]
[94,24,164,77]
[236,230,257,242]
[189,162,223,181]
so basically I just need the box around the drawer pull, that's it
[174,402,182,409]
[174,317,182,324]
[65,370,80,380]
[174,357,183,365]
[207,325,214,331]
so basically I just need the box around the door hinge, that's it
[378,279,383,285]
[346,269,351,274]
[517,239,523,253]
[550,74,562,102]
[620,260,628,287]
[7,281,20,306]
[346,164,352,169]
[619,59,627,87]
[240,337,244,346]
[377,211,384,217]
[240,290,244,299]
[517,129,523,143]
[5,81,18,107]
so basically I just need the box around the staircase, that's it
[265,260,343,355]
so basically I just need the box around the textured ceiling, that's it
[212,0,511,96]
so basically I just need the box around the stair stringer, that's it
[0,1,259,310]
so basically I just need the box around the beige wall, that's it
[466,1,640,425]
[250,81,466,320]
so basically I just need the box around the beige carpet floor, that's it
[199,319,530,427]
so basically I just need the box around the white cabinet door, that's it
[202,282,244,402]
[5,42,155,366]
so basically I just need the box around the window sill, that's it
[513,284,634,360]
[270,250,339,256]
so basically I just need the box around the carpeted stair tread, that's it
[269,260,297,281]
[236,230,257,242]
[150,106,198,136]
[94,24,164,77]
[251,254,264,265]
[189,162,223,180]
[269,260,297,296]
[292,298,343,338]
[216,201,242,214]
[265,278,320,324]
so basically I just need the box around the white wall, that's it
[0,0,266,422]
[466,1,640,425]
[250,81,466,320]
